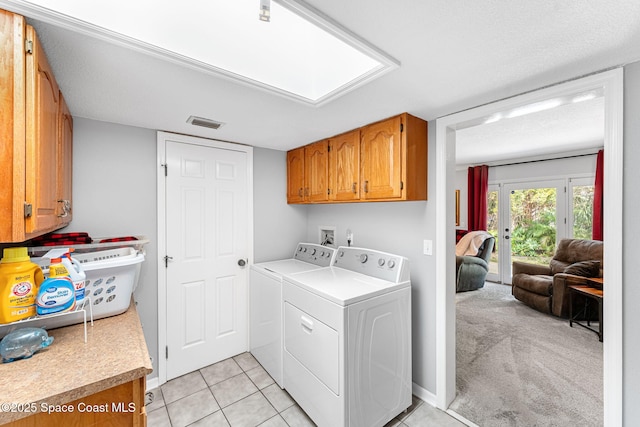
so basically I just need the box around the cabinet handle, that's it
[352,182,357,193]
[298,188,303,197]
[57,199,71,217]
[364,181,369,193]
[304,188,309,197]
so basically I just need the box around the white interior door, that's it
[164,137,249,381]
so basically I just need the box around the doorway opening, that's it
[435,69,623,425]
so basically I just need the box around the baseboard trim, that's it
[412,382,437,407]
[146,376,160,391]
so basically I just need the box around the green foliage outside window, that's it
[510,188,556,265]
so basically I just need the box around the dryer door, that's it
[284,301,340,394]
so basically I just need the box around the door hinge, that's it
[25,40,33,54]
[400,123,404,133]
[400,181,404,190]
[24,202,32,218]
[161,163,167,176]
[327,144,331,152]
[328,188,331,195]
[164,255,173,268]
[165,346,168,359]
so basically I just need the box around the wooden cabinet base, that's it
[4,377,147,427]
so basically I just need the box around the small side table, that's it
[569,285,603,342]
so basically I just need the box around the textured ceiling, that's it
[2,0,639,161]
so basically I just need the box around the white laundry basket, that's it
[72,247,145,319]
[0,239,148,338]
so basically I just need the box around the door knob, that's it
[238,259,247,267]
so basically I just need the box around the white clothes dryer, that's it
[250,243,336,388]
[283,246,412,427]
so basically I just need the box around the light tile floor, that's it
[146,352,466,427]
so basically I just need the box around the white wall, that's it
[252,147,307,262]
[455,154,598,230]
[66,118,159,375]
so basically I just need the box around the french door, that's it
[492,179,566,284]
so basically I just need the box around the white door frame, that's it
[435,68,623,426]
[156,131,254,386]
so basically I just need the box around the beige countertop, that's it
[0,300,153,424]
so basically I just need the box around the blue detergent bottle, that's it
[36,258,76,316]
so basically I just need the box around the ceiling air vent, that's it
[186,115,225,130]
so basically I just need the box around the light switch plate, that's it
[423,239,433,256]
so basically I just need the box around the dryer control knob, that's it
[326,252,331,258]
[360,254,368,263]
[311,249,317,255]
[388,260,396,269]
[339,251,345,257]
[378,258,385,267]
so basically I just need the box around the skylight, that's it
[8,0,399,105]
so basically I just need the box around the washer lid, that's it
[285,267,410,306]
[253,259,328,276]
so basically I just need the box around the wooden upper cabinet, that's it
[58,92,73,226]
[0,12,73,242]
[25,25,60,237]
[287,147,305,203]
[329,130,360,201]
[305,140,329,202]
[360,115,403,200]
[286,112,427,204]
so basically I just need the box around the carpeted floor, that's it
[449,282,603,427]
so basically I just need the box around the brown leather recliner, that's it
[511,238,603,318]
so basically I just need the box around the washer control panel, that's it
[292,243,336,266]
[333,246,409,282]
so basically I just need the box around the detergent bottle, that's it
[60,250,86,306]
[0,247,44,323]
[36,258,76,316]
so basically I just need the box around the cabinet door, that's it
[305,140,329,202]
[24,26,60,237]
[360,115,402,200]
[0,10,26,243]
[58,92,73,226]
[287,147,305,203]
[329,130,360,201]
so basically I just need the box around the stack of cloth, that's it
[30,233,139,246]
[30,232,93,246]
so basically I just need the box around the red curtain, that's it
[467,165,489,231]
[592,149,604,241]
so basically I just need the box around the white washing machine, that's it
[250,243,336,388]
[283,246,412,427]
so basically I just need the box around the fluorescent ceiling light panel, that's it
[505,99,564,119]
[9,0,399,105]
